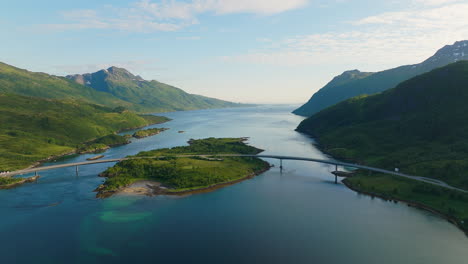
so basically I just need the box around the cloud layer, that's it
[223,2,468,70]
[45,0,309,32]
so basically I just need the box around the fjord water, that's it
[1,105,467,263]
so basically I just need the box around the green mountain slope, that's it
[0,62,132,108]
[67,67,242,112]
[297,61,468,189]
[0,93,166,171]
[294,40,468,116]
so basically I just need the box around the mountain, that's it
[67,67,242,113]
[0,62,132,108]
[0,62,243,113]
[0,93,167,171]
[296,61,468,189]
[294,40,468,116]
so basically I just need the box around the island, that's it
[95,138,271,198]
[133,128,169,139]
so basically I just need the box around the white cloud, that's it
[43,0,309,33]
[200,0,309,15]
[354,2,468,28]
[222,3,468,70]
[412,0,466,6]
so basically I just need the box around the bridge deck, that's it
[2,154,466,193]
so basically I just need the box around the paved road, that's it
[2,154,467,193]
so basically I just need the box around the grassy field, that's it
[97,138,270,196]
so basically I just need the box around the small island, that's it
[87,155,105,161]
[96,138,270,198]
[133,128,169,139]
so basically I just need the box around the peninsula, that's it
[133,128,169,139]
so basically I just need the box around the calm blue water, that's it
[1,105,467,263]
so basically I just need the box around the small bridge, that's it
[2,154,467,193]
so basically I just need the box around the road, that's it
[2,154,467,193]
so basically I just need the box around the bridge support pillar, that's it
[280,159,283,173]
[335,164,338,184]
[35,171,37,177]
[76,166,79,177]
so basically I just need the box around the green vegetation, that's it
[297,61,468,231]
[293,40,468,116]
[97,138,270,196]
[139,115,171,125]
[92,134,129,146]
[133,128,168,139]
[1,61,244,114]
[0,93,168,171]
[298,61,468,188]
[0,62,131,108]
[67,66,245,113]
[345,174,468,232]
[78,134,130,154]
[0,177,23,186]
[0,175,40,189]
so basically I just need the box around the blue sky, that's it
[1,0,468,103]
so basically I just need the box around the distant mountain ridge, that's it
[67,67,242,113]
[0,62,131,108]
[293,40,468,116]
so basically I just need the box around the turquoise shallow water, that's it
[1,105,467,263]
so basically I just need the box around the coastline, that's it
[297,131,468,235]
[0,117,171,191]
[0,176,40,189]
[116,117,171,133]
[12,118,171,172]
[343,179,468,236]
[96,162,271,198]
[133,128,169,139]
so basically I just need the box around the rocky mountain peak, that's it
[422,40,468,65]
[103,66,143,81]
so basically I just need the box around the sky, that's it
[1,0,468,104]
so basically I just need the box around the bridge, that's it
[2,154,467,193]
